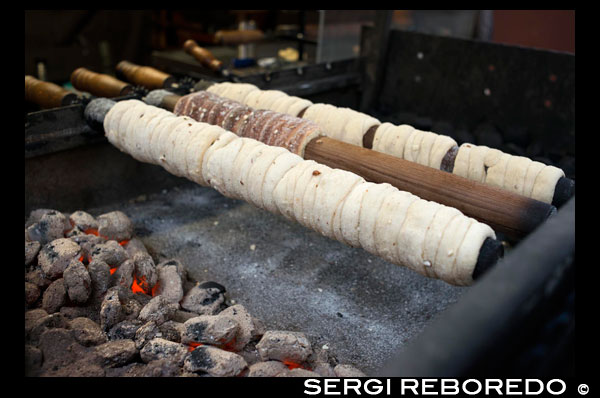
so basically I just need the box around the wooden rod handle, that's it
[304,137,555,240]
[70,67,133,98]
[25,75,78,109]
[183,39,223,71]
[116,60,176,90]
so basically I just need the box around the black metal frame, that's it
[24,27,576,377]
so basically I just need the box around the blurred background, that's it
[25,10,575,83]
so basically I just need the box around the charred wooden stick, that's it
[71,67,133,98]
[25,75,79,109]
[115,60,177,90]
[145,89,555,241]
[84,97,504,284]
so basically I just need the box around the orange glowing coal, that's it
[282,359,307,370]
[187,342,203,352]
[83,228,129,246]
[109,267,118,275]
[129,275,160,296]
[85,228,99,236]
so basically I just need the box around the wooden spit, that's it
[25,75,78,109]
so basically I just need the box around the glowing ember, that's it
[109,267,118,275]
[187,342,203,352]
[282,359,304,370]
[118,240,130,246]
[130,278,146,294]
[84,228,99,236]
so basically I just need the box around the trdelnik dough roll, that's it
[103,99,496,286]
[205,82,566,205]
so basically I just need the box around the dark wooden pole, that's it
[304,137,555,239]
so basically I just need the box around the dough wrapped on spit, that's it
[174,90,321,157]
[205,82,566,205]
[104,99,496,286]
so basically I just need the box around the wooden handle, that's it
[183,39,223,71]
[25,75,78,109]
[213,29,264,45]
[70,67,133,98]
[116,60,176,89]
[304,137,555,239]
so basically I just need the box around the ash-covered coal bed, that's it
[25,183,465,376]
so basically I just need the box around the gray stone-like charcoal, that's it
[87,260,112,298]
[28,313,70,343]
[38,328,93,371]
[25,241,41,266]
[139,338,188,365]
[141,359,183,377]
[247,360,288,377]
[25,282,40,306]
[134,321,161,350]
[133,253,157,292]
[25,345,43,376]
[70,233,105,258]
[100,287,124,331]
[155,264,184,304]
[277,368,321,377]
[38,238,81,279]
[42,278,67,313]
[219,304,265,351]
[94,339,138,368]
[180,284,226,315]
[25,268,52,289]
[108,319,143,341]
[97,211,133,241]
[69,210,98,231]
[138,295,178,325]
[256,331,312,363]
[63,259,92,303]
[89,240,128,267]
[334,363,367,377]
[184,345,248,377]
[182,314,239,346]
[112,258,135,289]
[26,211,70,245]
[158,320,185,343]
[25,308,49,334]
[68,317,107,346]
